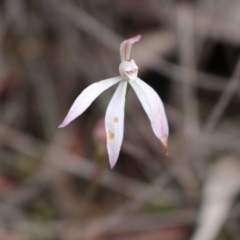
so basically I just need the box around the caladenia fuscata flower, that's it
[59,35,169,168]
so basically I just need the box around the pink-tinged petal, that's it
[59,77,121,128]
[129,78,169,153]
[105,81,127,168]
[120,35,141,62]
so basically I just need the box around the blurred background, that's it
[0,0,240,239]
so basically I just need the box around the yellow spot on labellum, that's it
[108,130,115,140]
[114,117,118,123]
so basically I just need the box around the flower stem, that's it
[79,144,107,217]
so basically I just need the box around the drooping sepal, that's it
[129,78,169,153]
[59,77,121,128]
[105,81,128,168]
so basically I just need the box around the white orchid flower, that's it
[59,35,169,168]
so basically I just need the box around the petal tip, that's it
[133,34,142,42]
[109,155,119,169]
[58,121,67,128]
[163,144,169,155]
[110,160,116,169]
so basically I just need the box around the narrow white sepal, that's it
[129,78,169,151]
[105,81,127,168]
[59,77,121,128]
